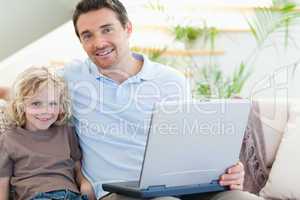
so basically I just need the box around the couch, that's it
[244,98,300,199]
[0,98,298,199]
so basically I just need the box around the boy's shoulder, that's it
[50,124,73,133]
[0,127,20,149]
[52,125,76,138]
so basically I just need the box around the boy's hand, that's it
[0,177,10,200]
[80,179,96,200]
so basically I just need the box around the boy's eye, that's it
[31,101,42,107]
[49,102,58,106]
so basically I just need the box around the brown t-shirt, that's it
[0,125,82,200]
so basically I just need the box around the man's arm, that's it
[0,177,10,200]
[0,87,9,100]
[74,161,97,200]
[219,162,244,190]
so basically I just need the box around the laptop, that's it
[102,99,251,198]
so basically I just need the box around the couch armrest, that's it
[0,100,9,135]
[255,98,288,167]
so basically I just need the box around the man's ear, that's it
[125,21,133,37]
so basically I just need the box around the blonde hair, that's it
[7,67,71,127]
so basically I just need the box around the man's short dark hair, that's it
[73,0,129,38]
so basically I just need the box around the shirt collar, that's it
[87,53,156,82]
[133,53,156,81]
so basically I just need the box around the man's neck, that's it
[99,54,143,84]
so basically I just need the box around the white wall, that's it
[0,21,86,86]
[0,0,79,61]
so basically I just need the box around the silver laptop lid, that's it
[139,99,250,189]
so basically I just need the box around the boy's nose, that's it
[39,105,55,113]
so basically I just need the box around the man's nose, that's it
[93,34,108,49]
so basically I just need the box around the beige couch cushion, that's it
[260,103,300,199]
[256,98,289,167]
[0,100,9,134]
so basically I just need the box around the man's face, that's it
[76,8,132,69]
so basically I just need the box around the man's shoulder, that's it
[63,59,90,74]
[145,60,192,100]
[145,59,186,82]
[56,58,93,83]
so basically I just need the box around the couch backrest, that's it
[255,98,299,167]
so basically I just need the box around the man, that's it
[0,0,262,200]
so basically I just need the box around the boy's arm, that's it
[0,177,10,200]
[74,161,96,200]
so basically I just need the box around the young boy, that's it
[0,67,96,200]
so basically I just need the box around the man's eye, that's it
[103,28,112,34]
[82,34,92,41]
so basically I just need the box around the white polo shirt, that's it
[59,53,191,199]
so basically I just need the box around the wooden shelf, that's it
[134,5,300,33]
[134,25,251,33]
[131,47,224,56]
[210,5,300,12]
[145,4,300,12]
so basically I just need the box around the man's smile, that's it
[95,48,114,57]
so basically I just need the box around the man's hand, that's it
[219,162,244,190]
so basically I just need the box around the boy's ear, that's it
[58,106,64,116]
[56,107,65,124]
[59,106,65,114]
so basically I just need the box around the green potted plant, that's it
[195,63,251,99]
[195,0,300,99]
[145,0,300,99]
[172,24,218,50]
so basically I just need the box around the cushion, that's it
[259,103,300,199]
[0,100,9,134]
[257,98,288,168]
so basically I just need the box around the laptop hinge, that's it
[147,185,166,191]
[210,180,220,185]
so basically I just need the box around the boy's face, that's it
[24,84,61,131]
[76,8,132,70]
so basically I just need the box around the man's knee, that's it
[100,191,263,200]
[210,190,263,200]
[152,196,181,200]
[101,193,138,200]
[101,193,180,200]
